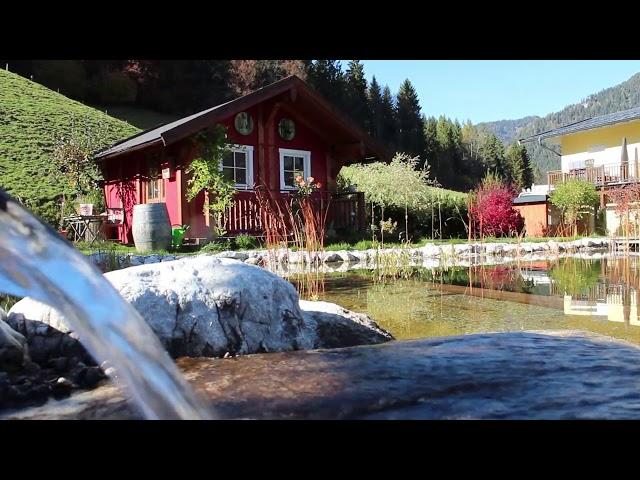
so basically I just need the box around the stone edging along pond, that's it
[86,237,618,272]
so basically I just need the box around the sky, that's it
[354,60,640,124]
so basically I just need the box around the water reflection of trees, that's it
[308,256,640,329]
[549,258,601,297]
[418,264,540,294]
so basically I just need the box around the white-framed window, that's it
[221,144,254,189]
[279,148,311,190]
[146,166,165,203]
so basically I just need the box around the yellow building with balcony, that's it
[521,106,640,236]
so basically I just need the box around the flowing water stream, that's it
[0,188,212,420]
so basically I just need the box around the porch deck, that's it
[548,161,640,187]
[220,190,366,236]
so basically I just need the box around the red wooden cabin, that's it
[95,75,388,244]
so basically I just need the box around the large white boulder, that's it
[8,257,392,359]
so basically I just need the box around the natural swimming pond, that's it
[291,255,640,346]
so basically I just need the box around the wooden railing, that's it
[548,161,640,187]
[221,190,366,236]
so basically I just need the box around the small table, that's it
[64,214,106,245]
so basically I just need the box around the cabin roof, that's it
[94,75,389,162]
[519,105,640,143]
[512,194,547,204]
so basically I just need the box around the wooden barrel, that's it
[132,203,172,253]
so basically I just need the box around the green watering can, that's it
[171,224,190,249]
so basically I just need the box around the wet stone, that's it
[51,377,74,400]
[0,353,106,412]
[6,330,640,420]
[48,357,70,373]
[77,367,105,389]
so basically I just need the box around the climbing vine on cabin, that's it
[186,125,236,236]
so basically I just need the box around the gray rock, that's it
[128,256,144,267]
[501,243,517,253]
[9,330,640,420]
[0,308,29,370]
[5,312,87,364]
[8,257,390,359]
[354,250,373,263]
[286,251,321,265]
[215,251,249,262]
[453,244,472,255]
[143,255,161,264]
[420,244,441,258]
[484,243,504,256]
[519,242,535,253]
[300,300,393,348]
[10,300,71,334]
[244,257,262,266]
[323,252,344,264]
[335,250,360,263]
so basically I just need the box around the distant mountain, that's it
[480,72,640,183]
[477,116,539,144]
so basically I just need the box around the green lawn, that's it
[323,235,594,251]
[74,241,197,257]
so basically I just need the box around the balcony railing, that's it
[548,161,640,187]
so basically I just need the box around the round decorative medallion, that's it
[278,118,295,141]
[234,112,254,135]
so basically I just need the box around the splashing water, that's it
[0,189,212,419]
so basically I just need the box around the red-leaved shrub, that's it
[469,183,524,238]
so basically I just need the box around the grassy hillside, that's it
[0,69,140,226]
[480,72,640,182]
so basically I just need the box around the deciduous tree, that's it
[549,179,599,236]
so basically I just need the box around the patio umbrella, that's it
[621,137,629,180]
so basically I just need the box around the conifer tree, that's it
[396,79,425,158]
[305,60,345,107]
[367,76,384,139]
[380,85,398,151]
[479,132,507,179]
[435,116,464,187]
[423,116,439,175]
[344,60,369,130]
[505,142,534,190]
